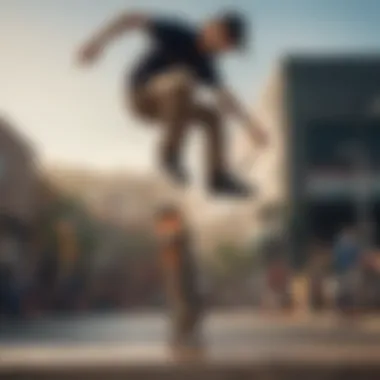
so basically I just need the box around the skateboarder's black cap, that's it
[220,11,248,50]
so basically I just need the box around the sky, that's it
[1,0,380,173]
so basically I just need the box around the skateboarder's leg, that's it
[157,70,194,155]
[130,68,195,184]
[154,70,196,184]
[193,104,226,180]
[193,104,254,196]
[130,70,253,196]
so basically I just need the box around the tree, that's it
[212,243,257,279]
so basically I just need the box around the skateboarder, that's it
[78,10,268,197]
[155,205,203,355]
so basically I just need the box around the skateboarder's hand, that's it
[77,40,103,66]
[215,88,269,149]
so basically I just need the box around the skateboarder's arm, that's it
[78,13,149,64]
[216,88,268,148]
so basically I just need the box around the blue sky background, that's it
[1,0,380,171]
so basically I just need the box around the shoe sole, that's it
[209,187,258,198]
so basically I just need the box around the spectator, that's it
[361,247,380,311]
[333,225,362,315]
[308,241,330,311]
[265,257,291,311]
[154,205,203,357]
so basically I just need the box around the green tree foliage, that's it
[213,243,257,279]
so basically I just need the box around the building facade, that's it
[256,56,380,267]
[0,117,39,226]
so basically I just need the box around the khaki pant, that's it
[129,68,226,179]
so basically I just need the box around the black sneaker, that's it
[161,157,189,186]
[209,172,256,198]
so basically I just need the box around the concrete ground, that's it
[1,311,380,379]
